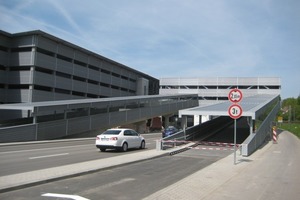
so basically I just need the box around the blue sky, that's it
[1,0,299,99]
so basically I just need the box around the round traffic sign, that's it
[228,104,243,119]
[228,88,243,103]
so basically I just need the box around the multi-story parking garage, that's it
[0,30,199,142]
[0,30,159,120]
[160,77,281,124]
[160,77,280,102]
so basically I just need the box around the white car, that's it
[96,128,146,152]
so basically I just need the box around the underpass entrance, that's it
[162,94,280,156]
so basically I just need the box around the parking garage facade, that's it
[0,30,159,120]
[160,77,281,105]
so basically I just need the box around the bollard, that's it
[272,126,277,144]
[156,140,162,150]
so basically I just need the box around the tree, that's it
[280,97,300,122]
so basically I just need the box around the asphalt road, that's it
[0,147,233,200]
[0,133,161,176]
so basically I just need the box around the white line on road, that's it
[98,178,135,190]
[29,153,69,160]
[0,144,91,155]
[81,178,136,195]
[42,193,89,200]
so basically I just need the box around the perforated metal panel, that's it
[0,94,198,142]
[0,125,36,142]
[160,77,281,99]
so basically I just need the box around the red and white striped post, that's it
[272,126,277,143]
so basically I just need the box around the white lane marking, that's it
[29,153,69,160]
[0,144,92,155]
[99,178,135,189]
[81,178,135,195]
[42,193,89,200]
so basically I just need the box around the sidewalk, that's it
[144,131,300,200]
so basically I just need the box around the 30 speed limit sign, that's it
[228,104,243,119]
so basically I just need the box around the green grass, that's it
[278,122,300,139]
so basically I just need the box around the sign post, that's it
[228,89,243,165]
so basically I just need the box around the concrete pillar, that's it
[181,115,188,140]
[136,78,149,95]
[181,115,187,130]
[193,115,201,126]
[201,115,210,123]
[134,121,147,133]
[163,114,172,128]
[32,110,37,124]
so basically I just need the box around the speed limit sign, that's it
[228,104,243,119]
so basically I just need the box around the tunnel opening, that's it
[192,116,250,146]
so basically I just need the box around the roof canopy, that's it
[179,94,279,119]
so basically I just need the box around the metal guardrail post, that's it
[239,145,242,155]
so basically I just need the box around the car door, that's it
[123,130,134,148]
[130,130,141,147]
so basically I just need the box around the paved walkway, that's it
[1,131,299,200]
[144,131,300,200]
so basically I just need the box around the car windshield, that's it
[102,130,121,135]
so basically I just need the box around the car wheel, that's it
[100,148,106,152]
[140,140,145,149]
[121,142,128,152]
